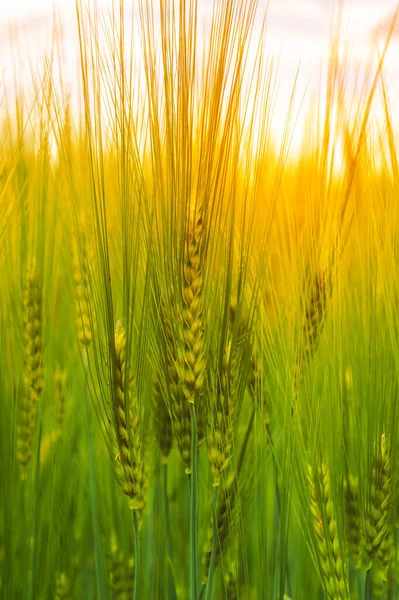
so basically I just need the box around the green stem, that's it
[268,424,292,598]
[237,407,255,474]
[394,530,399,600]
[83,353,107,599]
[28,403,42,600]
[205,486,219,600]
[163,463,172,556]
[163,463,177,600]
[133,510,141,600]
[355,561,363,599]
[189,402,198,600]
[365,569,372,600]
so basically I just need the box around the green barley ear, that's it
[294,267,331,396]
[207,295,254,486]
[377,528,394,583]
[157,287,191,469]
[344,474,362,569]
[157,209,206,472]
[107,536,134,600]
[153,376,174,462]
[22,259,44,399]
[247,343,270,432]
[54,366,68,432]
[153,299,174,462]
[38,367,69,471]
[135,422,151,530]
[72,232,94,347]
[370,569,383,600]
[344,367,353,393]
[223,563,238,600]
[17,259,45,476]
[207,340,238,486]
[365,433,392,570]
[202,471,238,582]
[110,322,142,509]
[307,462,349,600]
[230,299,270,430]
[54,572,73,600]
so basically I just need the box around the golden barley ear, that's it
[110,322,142,508]
[17,259,45,476]
[179,199,206,405]
[164,198,207,471]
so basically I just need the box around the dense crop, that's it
[1,1,399,599]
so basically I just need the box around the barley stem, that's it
[365,569,372,600]
[189,402,199,600]
[270,432,292,598]
[355,568,363,600]
[394,529,399,599]
[83,353,107,599]
[133,510,140,600]
[28,403,41,600]
[163,463,172,552]
[205,486,219,600]
[163,463,177,599]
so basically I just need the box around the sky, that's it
[0,0,398,154]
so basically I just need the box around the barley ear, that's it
[111,322,142,508]
[54,572,73,600]
[72,233,94,347]
[294,267,330,396]
[153,377,174,462]
[107,536,135,600]
[17,259,45,476]
[202,471,237,581]
[153,299,174,462]
[54,367,68,432]
[344,474,362,569]
[365,433,392,570]
[179,200,206,406]
[207,340,238,486]
[307,462,349,600]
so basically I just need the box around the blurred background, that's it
[1,0,399,156]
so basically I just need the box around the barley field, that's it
[1,1,399,599]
